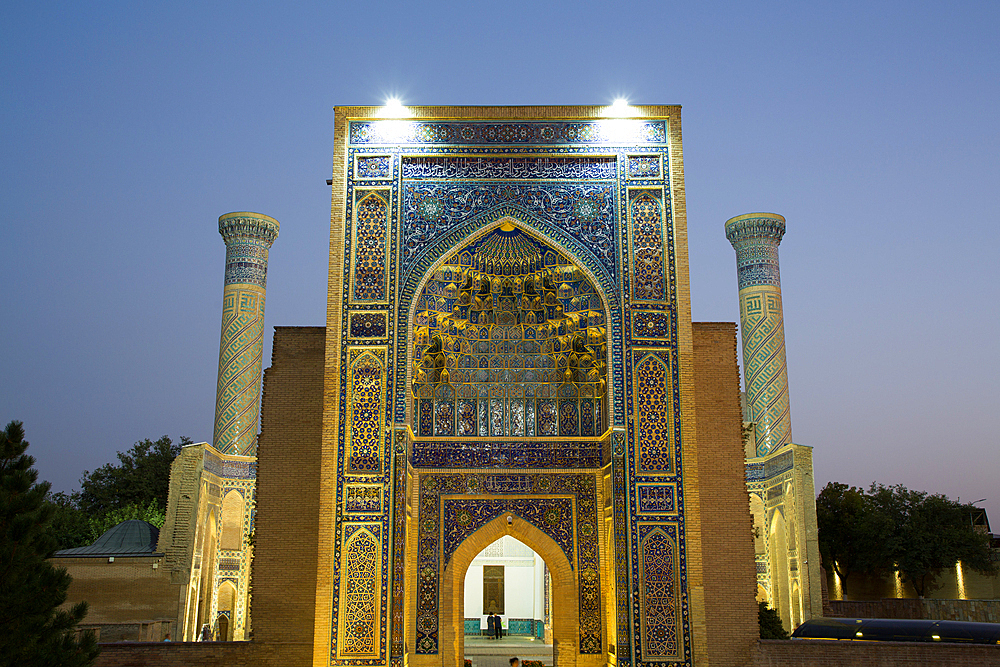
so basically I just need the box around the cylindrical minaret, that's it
[726,213,791,457]
[214,212,279,456]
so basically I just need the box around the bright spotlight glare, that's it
[608,98,630,117]
[380,98,408,118]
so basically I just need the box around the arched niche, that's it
[220,489,244,551]
[409,219,610,440]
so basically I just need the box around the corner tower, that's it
[725,213,791,457]
[214,212,279,456]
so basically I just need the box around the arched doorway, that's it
[440,514,587,667]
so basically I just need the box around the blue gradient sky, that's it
[2,1,997,521]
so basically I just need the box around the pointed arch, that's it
[219,489,245,551]
[347,350,386,474]
[352,191,390,302]
[633,351,674,473]
[396,210,623,429]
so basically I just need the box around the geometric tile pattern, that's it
[352,192,390,303]
[349,311,388,339]
[638,525,681,661]
[629,190,667,302]
[631,310,672,341]
[634,352,674,473]
[214,212,278,456]
[356,155,392,180]
[346,349,386,474]
[726,212,791,456]
[339,524,382,657]
[627,155,662,180]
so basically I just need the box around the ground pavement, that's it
[465,635,553,667]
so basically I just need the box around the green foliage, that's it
[817,481,998,598]
[45,436,188,551]
[45,491,92,551]
[0,421,99,667]
[758,601,788,639]
[86,498,165,542]
[78,435,189,515]
[867,483,997,597]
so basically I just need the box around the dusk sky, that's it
[2,2,997,521]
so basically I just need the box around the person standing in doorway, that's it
[487,613,496,639]
[495,615,503,640]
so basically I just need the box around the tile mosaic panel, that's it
[346,349,386,474]
[400,181,617,283]
[638,524,682,662]
[344,484,382,514]
[352,191,390,303]
[636,483,676,515]
[349,311,388,339]
[355,155,392,180]
[631,309,672,342]
[628,189,667,302]
[349,120,667,145]
[626,155,662,180]
[633,351,674,474]
[338,523,382,658]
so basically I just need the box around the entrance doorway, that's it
[466,536,550,638]
[438,514,594,667]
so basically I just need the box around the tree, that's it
[867,483,997,597]
[817,480,998,598]
[758,601,788,639]
[815,482,888,585]
[0,421,99,667]
[86,498,165,543]
[78,435,190,515]
[45,491,91,551]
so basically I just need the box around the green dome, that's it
[53,519,159,557]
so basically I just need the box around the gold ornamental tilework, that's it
[338,523,382,658]
[638,522,683,661]
[628,188,668,303]
[351,190,391,304]
[633,349,675,474]
[346,348,387,475]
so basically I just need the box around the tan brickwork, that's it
[57,556,178,632]
[691,323,759,666]
[751,639,1000,667]
[254,326,326,665]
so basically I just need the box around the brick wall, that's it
[828,598,1000,623]
[253,326,326,666]
[93,641,266,667]
[52,556,179,630]
[752,639,1000,666]
[691,322,759,666]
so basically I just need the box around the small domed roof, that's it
[53,520,160,557]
